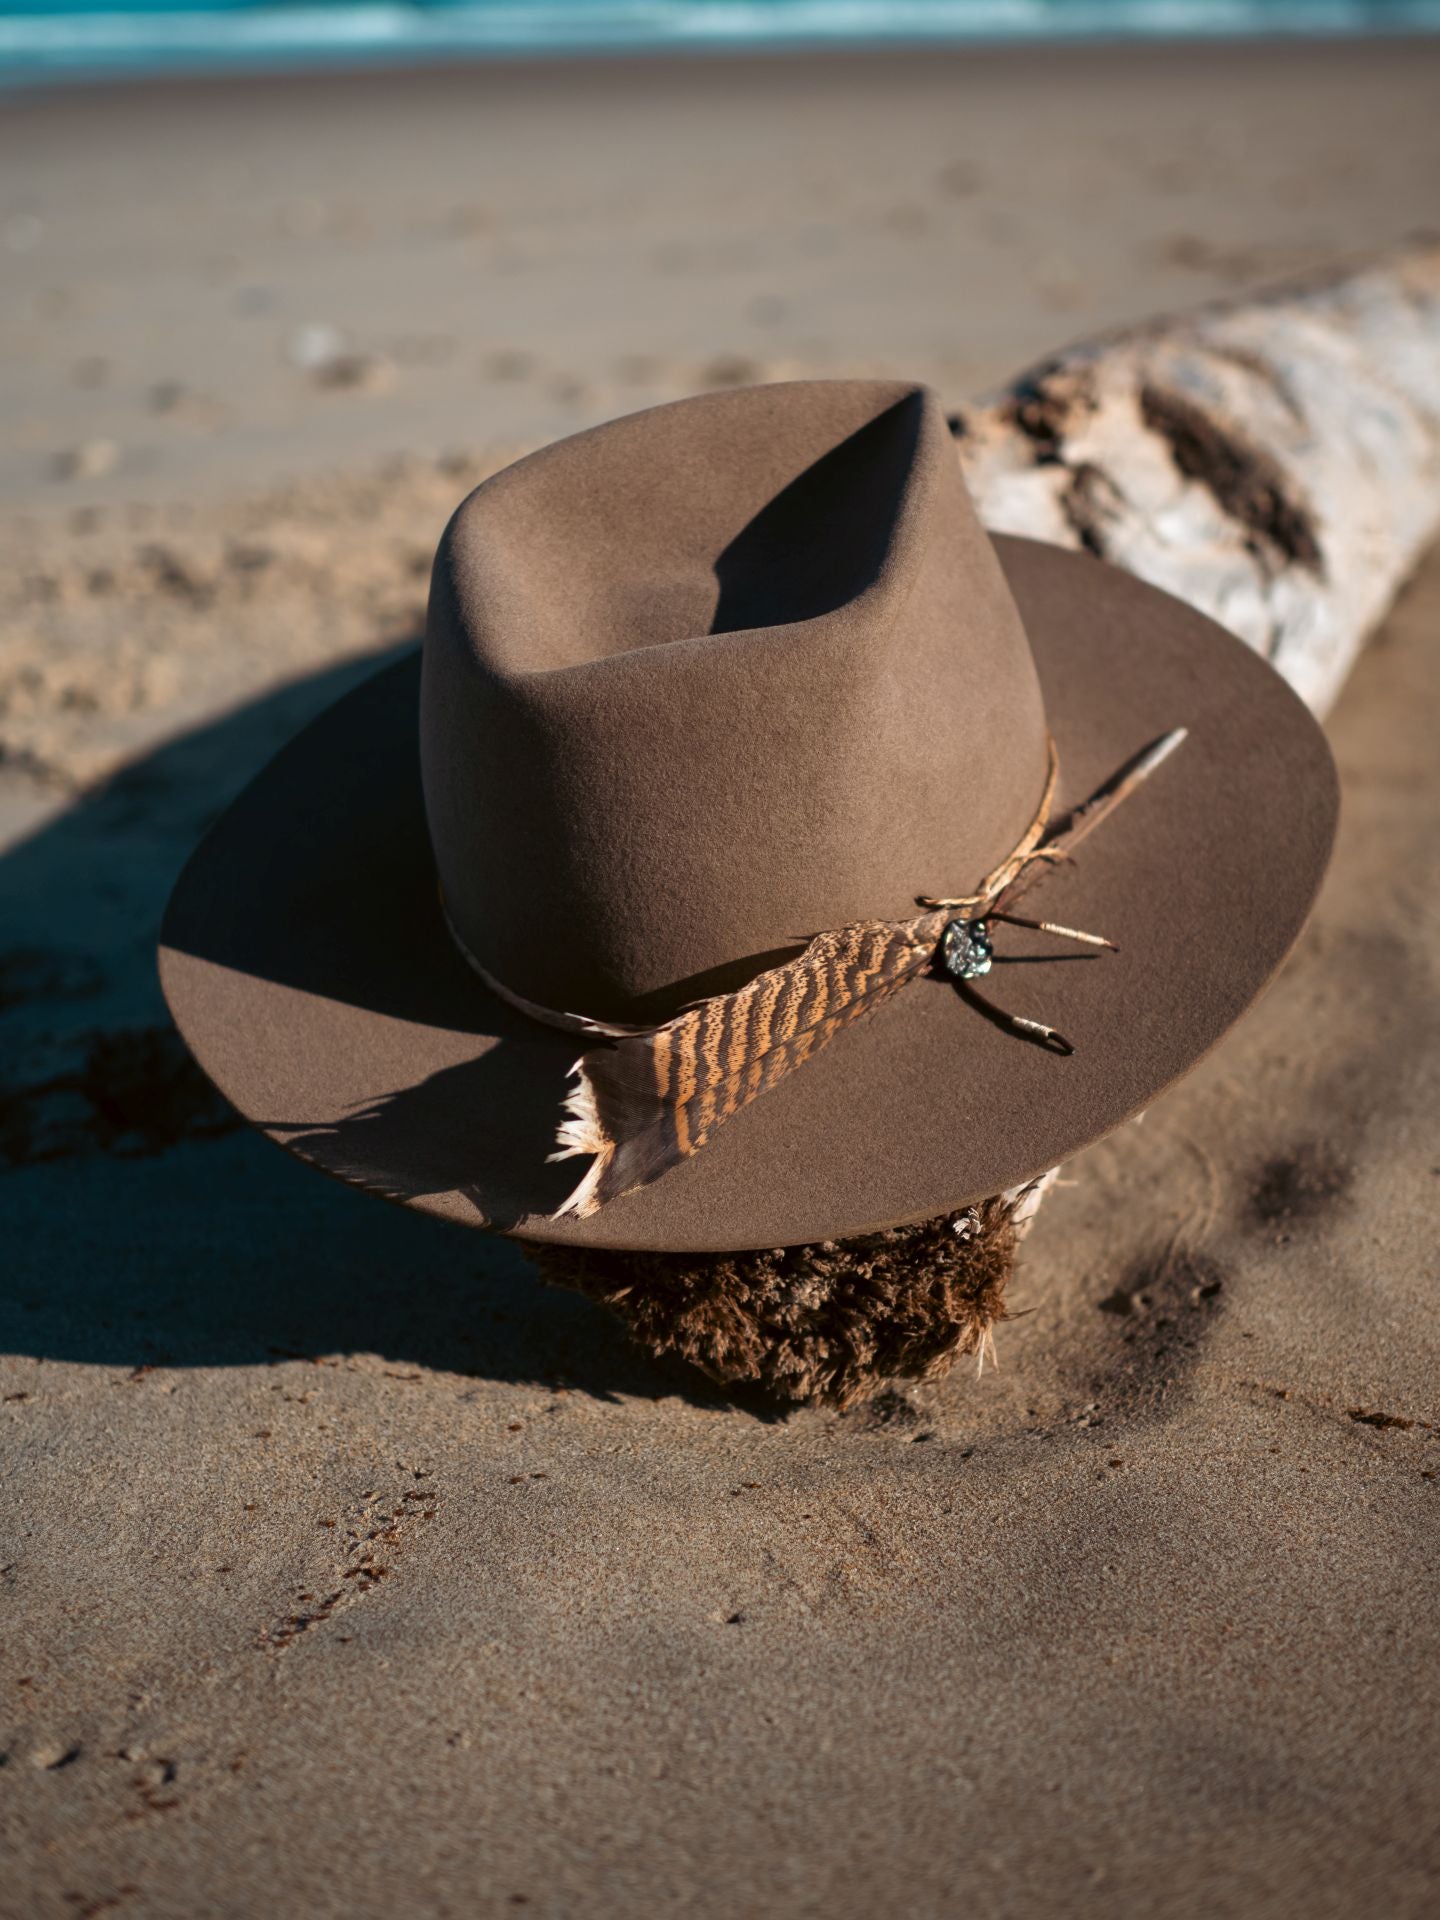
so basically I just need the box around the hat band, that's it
[438,729,1185,1222]
[439,728,1070,1039]
[440,891,654,1040]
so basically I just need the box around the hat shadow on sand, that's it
[261,1046,583,1228]
[149,641,793,1236]
[0,643,731,1408]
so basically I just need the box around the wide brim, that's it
[159,535,1336,1253]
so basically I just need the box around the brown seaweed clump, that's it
[527,1197,1021,1408]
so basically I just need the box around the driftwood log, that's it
[531,243,1440,1407]
[954,241,1440,718]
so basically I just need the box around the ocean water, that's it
[1,0,1437,82]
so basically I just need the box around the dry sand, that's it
[2,41,1439,1919]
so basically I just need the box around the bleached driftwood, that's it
[954,242,1440,717]
[540,245,1440,1403]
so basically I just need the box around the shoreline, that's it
[5,13,1440,93]
[10,26,1440,95]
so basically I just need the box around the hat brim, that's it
[159,535,1336,1253]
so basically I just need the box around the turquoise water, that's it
[2,0,1437,81]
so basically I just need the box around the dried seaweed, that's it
[528,1196,1022,1408]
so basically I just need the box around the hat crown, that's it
[422,380,1048,1022]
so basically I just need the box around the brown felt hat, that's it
[160,380,1336,1253]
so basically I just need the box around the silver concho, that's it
[940,916,994,981]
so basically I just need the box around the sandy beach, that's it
[2,40,1439,1917]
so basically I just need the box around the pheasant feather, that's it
[531,728,1186,1219]
[551,913,946,1220]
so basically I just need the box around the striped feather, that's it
[551,912,945,1219]
[540,730,1184,1220]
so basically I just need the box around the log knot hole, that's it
[1139,383,1324,574]
[1002,369,1093,466]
